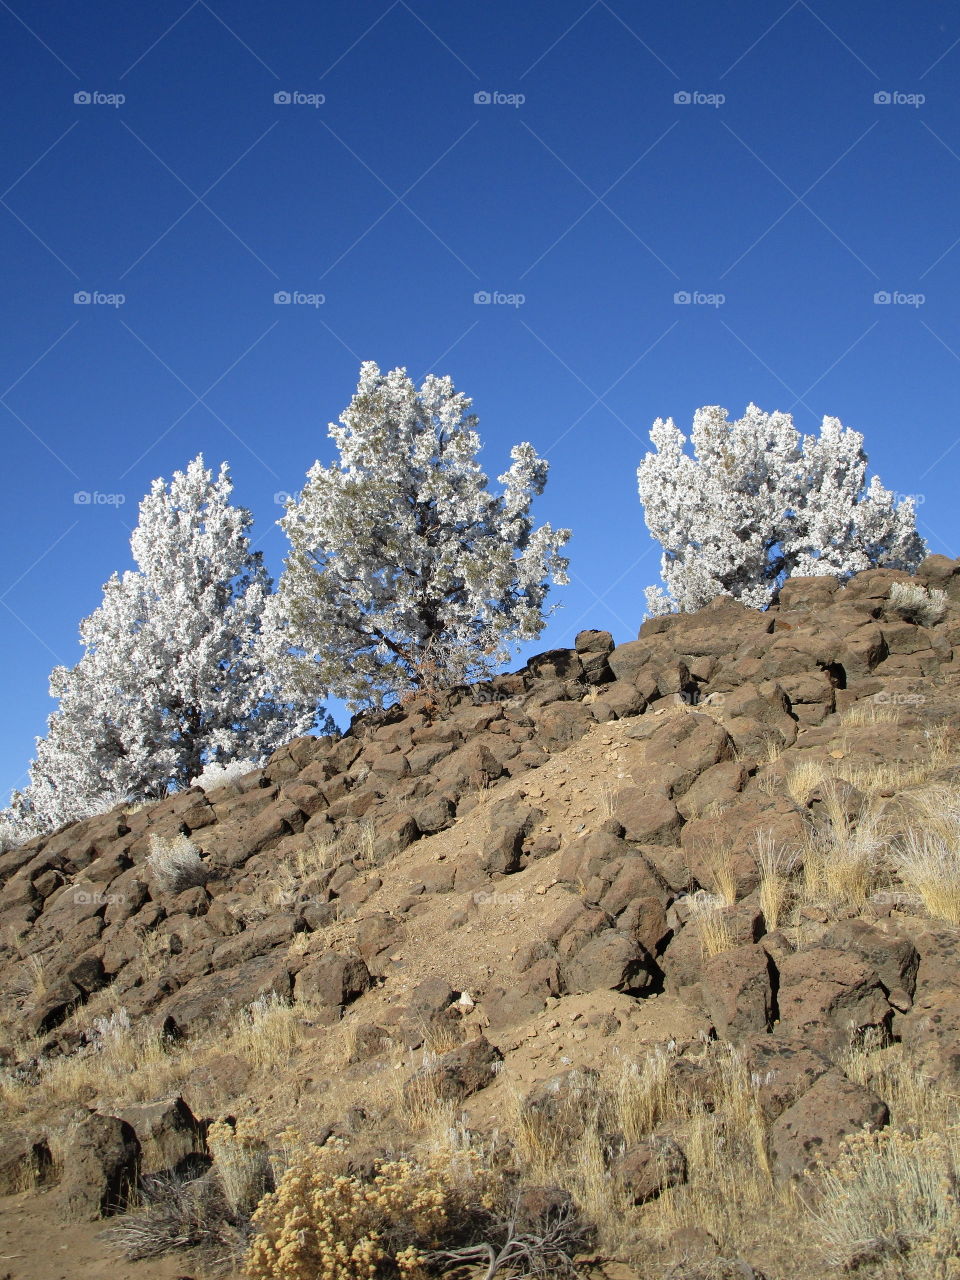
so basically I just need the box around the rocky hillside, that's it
[2,557,960,1280]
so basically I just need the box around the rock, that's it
[411,794,455,834]
[820,918,919,1008]
[0,1131,52,1194]
[113,1096,204,1177]
[576,629,615,684]
[564,930,655,995]
[404,1035,502,1102]
[700,944,773,1040]
[180,1052,253,1115]
[613,789,683,845]
[591,680,648,720]
[676,761,749,821]
[522,1067,601,1139]
[211,913,300,970]
[410,977,457,1021]
[477,801,543,875]
[514,1184,576,1229]
[529,701,595,751]
[775,576,840,610]
[898,988,960,1084]
[739,1033,833,1119]
[599,856,669,916]
[373,813,420,860]
[161,955,292,1038]
[295,952,371,1014]
[57,1114,140,1220]
[775,948,891,1054]
[769,1071,888,1180]
[30,979,83,1036]
[917,553,960,601]
[612,1135,687,1203]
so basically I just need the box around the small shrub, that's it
[208,1118,274,1218]
[812,1125,960,1274]
[103,1172,243,1262]
[889,580,948,627]
[146,833,209,893]
[246,1141,499,1280]
[190,758,258,791]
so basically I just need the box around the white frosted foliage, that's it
[263,362,570,708]
[637,404,925,614]
[12,456,318,834]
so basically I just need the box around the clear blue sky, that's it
[2,0,959,803]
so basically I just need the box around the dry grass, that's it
[754,831,797,930]
[800,790,890,914]
[207,1118,274,1218]
[841,699,903,728]
[695,832,737,906]
[888,580,948,627]
[785,758,828,806]
[688,892,736,957]
[888,785,960,925]
[146,832,209,893]
[231,995,307,1072]
[812,1126,960,1276]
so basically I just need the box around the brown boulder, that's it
[613,789,682,845]
[820,918,919,1009]
[612,1135,687,1203]
[295,952,371,1012]
[57,1114,140,1220]
[676,761,748,820]
[775,948,891,1053]
[113,1096,204,1177]
[404,1035,502,1102]
[739,1033,833,1119]
[769,1070,888,1179]
[522,1067,601,1138]
[700,944,773,1040]
[563,930,655,995]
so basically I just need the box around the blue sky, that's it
[2,0,959,803]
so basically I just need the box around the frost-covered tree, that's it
[638,404,925,614]
[12,456,319,833]
[263,361,570,708]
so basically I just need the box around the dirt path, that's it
[0,1188,215,1280]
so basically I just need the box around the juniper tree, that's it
[638,404,925,614]
[15,456,318,833]
[264,361,570,708]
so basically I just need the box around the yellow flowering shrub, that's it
[246,1141,497,1280]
